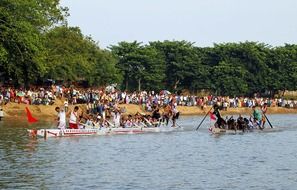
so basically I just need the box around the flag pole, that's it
[196,107,212,130]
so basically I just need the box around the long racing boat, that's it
[209,126,280,135]
[28,124,182,138]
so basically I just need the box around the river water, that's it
[0,114,297,190]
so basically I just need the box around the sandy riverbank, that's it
[1,101,297,121]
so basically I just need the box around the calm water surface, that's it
[0,114,297,190]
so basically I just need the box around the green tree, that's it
[183,47,212,92]
[139,46,165,91]
[90,50,122,86]
[212,42,270,94]
[45,26,121,86]
[110,41,142,90]
[266,44,297,95]
[149,40,196,91]
[110,41,165,91]
[45,26,94,81]
[211,61,248,96]
[0,0,67,86]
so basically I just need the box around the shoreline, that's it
[1,102,297,121]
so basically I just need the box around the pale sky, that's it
[61,0,297,49]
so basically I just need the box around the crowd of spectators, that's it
[1,86,297,110]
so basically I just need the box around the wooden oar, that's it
[140,122,148,127]
[106,120,115,128]
[196,107,212,130]
[143,118,153,127]
[263,113,273,128]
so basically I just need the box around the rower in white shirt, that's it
[55,106,66,129]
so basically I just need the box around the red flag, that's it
[210,112,216,121]
[25,107,38,123]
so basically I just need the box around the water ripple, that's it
[0,115,297,189]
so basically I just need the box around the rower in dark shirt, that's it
[152,108,161,120]
[213,104,226,129]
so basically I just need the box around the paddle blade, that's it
[25,107,38,123]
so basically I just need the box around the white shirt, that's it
[112,112,121,127]
[172,105,178,114]
[69,111,77,124]
[58,111,66,124]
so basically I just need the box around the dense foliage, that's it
[1,0,297,96]
[0,0,121,87]
[44,26,121,86]
[111,41,297,96]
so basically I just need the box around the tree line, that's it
[1,0,297,96]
